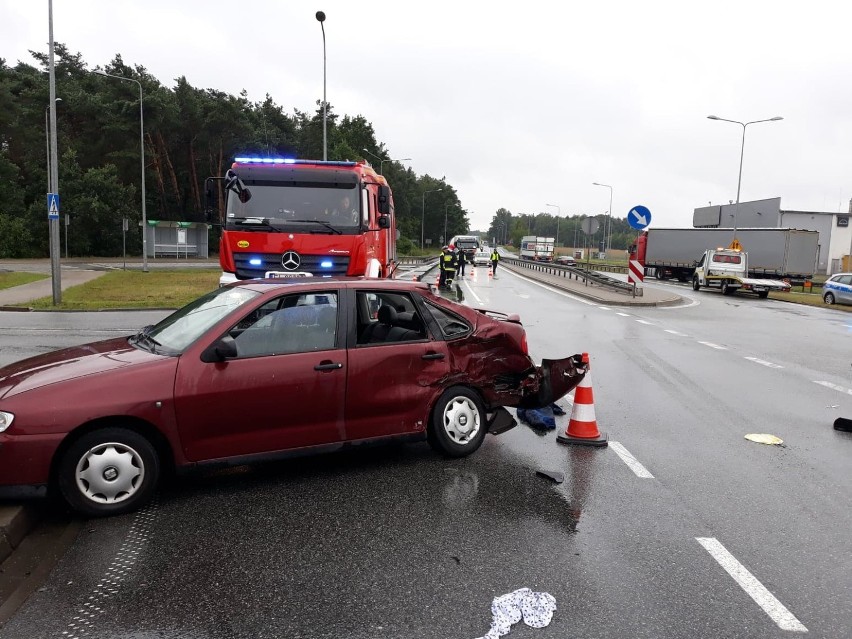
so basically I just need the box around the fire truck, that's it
[208,158,397,285]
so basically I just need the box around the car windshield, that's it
[225,184,361,231]
[141,286,260,353]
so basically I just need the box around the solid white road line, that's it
[462,280,484,305]
[664,329,688,336]
[696,537,808,633]
[745,357,784,369]
[813,381,852,396]
[698,341,727,350]
[609,441,654,478]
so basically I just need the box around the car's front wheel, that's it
[692,277,700,291]
[824,292,835,305]
[428,387,487,457]
[57,427,160,517]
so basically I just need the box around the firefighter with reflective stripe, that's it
[438,245,449,287]
[442,243,458,288]
[490,248,500,275]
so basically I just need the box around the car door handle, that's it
[314,362,343,371]
[421,352,445,360]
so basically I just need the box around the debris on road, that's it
[535,470,564,484]
[834,417,852,432]
[473,587,557,639]
[744,433,784,445]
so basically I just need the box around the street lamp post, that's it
[545,203,560,245]
[421,188,443,249]
[592,183,613,253]
[361,149,411,175]
[444,203,457,244]
[94,70,148,272]
[707,115,783,238]
[47,0,61,304]
[316,11,327,161]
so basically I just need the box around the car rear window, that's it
[424,302,471,338]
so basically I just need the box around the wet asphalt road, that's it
[1,266,851,638]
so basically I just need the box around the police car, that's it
[822,273,852,305]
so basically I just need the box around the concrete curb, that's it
[0,505,41,565]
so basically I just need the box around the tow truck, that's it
[691,242,791,298]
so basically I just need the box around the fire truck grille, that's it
[234,253,351,279]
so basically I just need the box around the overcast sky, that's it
[3,1,852,231]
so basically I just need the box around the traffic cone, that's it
[557,353,608,447]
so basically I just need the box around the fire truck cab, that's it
[209,158,396,286]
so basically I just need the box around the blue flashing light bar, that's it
[320,260,333,268]
[249,257,263,266]
[234,157,358,167]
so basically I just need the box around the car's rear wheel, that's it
[824,292,835,305]
[58,427,159,517]
[428,387,487,457]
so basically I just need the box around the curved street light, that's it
[93,70,148,272]
[361,148,411,175]
[592,183,613,253]
[707,115,783,237]
[545,203,560,245]
[316,11,327,161]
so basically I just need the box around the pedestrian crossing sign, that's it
[47,193,60,220]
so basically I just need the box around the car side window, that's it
[356,291,428,345]
[230,292,338,358]
[423,302,471,339]
[837,275,852,285]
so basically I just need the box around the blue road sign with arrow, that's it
[627,205,651,230]
[47,193,60,220]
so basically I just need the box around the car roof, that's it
[229,277,431,294]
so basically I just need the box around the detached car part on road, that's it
[0,279,587,516]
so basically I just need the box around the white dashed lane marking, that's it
[745,357,784,369]
[696,537,808,633]
[698,341,727,350]
[664,329,688,336]
[813,381,852,396]
[616,312,631,317]
[635,319,653,325]
[609,441,654,478]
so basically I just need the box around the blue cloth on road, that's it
[516,406,556,430]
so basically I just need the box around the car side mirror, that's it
[378,215,390,229]
[200,336,238,363]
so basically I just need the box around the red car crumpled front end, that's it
[426,297,588,410]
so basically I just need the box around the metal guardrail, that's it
[397,255,440,265]
[502,257,639,295]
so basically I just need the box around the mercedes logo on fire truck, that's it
[281,251,301,270]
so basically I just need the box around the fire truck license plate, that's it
[264,271,313,279]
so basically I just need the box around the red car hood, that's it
[0,337,163,400]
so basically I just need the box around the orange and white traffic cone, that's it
[557,353,608,447]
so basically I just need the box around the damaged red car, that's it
[0,278,586,516]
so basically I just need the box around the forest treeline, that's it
[0,44,631,259]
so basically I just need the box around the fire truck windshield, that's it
[225,184,361,232]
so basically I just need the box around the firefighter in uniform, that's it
[438,245,449,287]
[442,244,458,288]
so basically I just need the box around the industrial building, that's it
[693,197,852,274]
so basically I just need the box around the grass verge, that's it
[0,272,49,291]
[29,269,221,310]
[769,289,852,311]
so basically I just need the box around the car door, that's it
[344,289,450,440]
[174,291,346,462]
[838,275,852,303]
